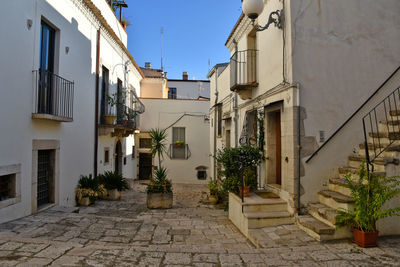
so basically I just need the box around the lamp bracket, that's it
[253,9,283,31]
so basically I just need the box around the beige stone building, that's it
[209,0,400,241]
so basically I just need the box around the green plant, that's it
[147,167,172,193]
[243,167,257,190]
[174,141,185,146]
[336,164,400,232]
[76,174,105,201]
[149,128,167,168]
[121,17,131,28]
[98,171,129,191]
[208,179,219,196]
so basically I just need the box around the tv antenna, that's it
[161,27,164,71]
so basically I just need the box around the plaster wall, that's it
[140,99,210,184]
[140,78,165,98]
[167,80,210,99]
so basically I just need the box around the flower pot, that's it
[353,228,379,248]
[78,197,91,206]
[104,114,116,125]
[106,189,121,200]
[147,192,173,209]
[238,186,250,197]
[209,195,218,205]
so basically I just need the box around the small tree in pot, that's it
[147,128,173,209]
[336,164,400,247]
[98,171,129,200]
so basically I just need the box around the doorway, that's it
[115,141,123,175]
[139,153,152,180]
[266,109,282,187]
[37,150,54,208]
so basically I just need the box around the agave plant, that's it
[149,128,167,168]
[147,167,172,194]
[336,164,400,232]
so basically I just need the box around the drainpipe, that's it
[213,67,219,183]
[297,83,302,215]
[94,29,100,178]
[233,39,239,148]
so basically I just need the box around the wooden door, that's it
[139,153,152,180]
[276,112,282,185]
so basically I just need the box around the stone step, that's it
[243,201,288,213]
[348,155,399,165]
[318,190,354,210]
[308,202,338,228]
[380,120,400,126]
[296,215,352,241]
[338,167,386,180]
[328,178,352,197]
[359,143,400,152]
[244,211,294,229]
[369,132,400,140]
[390,110,400,116]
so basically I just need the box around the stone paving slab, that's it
[0,182,399,266]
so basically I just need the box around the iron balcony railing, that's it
[230,49,258,91]
[167,144,191,160]
[116,104,139,129]
[33,70,74,120]
[363,86,400,173]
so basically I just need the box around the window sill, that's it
[0,196,21,209]
[32,113,73,122]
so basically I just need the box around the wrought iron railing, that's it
[363,86,400,172]
[167,144,191,159]
[116,104,138,129]
[230,49,258,91]
[33,70,74,119]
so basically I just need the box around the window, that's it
[217,104,222,137]
[104,148,110,165]
[172,127,186,159]
[101,66,110,119]
[38,20,56,114]
[168,88,177,99]
[132,146,135,159]
[0,164,21,209]
[116,79,123,122]
[0,174,16,201]
[139,138,152,148]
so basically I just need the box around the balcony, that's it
[32,70,74,122]
[99,103,139,137]
[230,49,258,100]
[167,144,191,160]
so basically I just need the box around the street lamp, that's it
[242,0,283,31]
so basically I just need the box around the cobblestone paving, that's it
[0,182,399,266]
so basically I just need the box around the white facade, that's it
[0,0,142,223]
[138,99,210,184]
[167,79,210,100]
[210,0,400,235]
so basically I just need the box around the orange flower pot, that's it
[238,186,250,197]
[353,228,378,248]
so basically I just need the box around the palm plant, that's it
[149,128,167,168]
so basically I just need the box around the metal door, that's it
[37,150,52,207]
[139,153,152,180]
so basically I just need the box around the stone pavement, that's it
[0,182,399,266]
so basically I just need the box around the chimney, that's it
[183,72,188,80]
[145,62,151,69]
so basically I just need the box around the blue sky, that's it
[124,0,242,80]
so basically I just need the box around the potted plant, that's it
[121,17,131,30]
[336,164,400,247]
[98,171,129,200]
[208,178,219,204]
[146,128,173,209]
[104,93,119,125]
[75,174,105,206]
[173,141,185,147]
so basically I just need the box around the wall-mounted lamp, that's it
[242,0,283,31]
[134,129,140,134]
[27,19,33,30]
[65,46,70,54]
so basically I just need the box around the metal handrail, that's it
[33,70,74,119]
[363,86,400,173]
[167,144,191,159]
[230,49,258,90]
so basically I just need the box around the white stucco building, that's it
[209,0,400,240]
[0,0,143,224]
[137,66,210,184]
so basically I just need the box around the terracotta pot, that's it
[353,228,379,248]
[209,195,218,205]
[238,186,250,197]
[147,192,173,209]
[104,114,116,125]
[78,197,91,206]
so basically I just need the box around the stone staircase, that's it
[297,109,400,241]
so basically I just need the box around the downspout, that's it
[233,39,239,148]
[94,29,100,178]
[213,68,219,183]
[297,83,302,215]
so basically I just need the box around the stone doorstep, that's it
[318,190,354,204]
[308,203,338,227]
[243,211,291,219]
